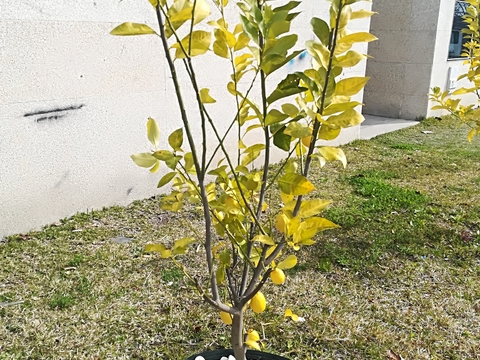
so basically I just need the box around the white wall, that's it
[0,0,371,238]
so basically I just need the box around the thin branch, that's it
[155,4,219,302]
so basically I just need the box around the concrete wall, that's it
[364,0,478,120]
[0,0,371,238]
[364,0,444,120]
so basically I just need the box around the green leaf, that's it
[267,73,307,104]
[168,129,184,152]
[278,173,316,195]
[219,250,231,265]
[311,17,330,46]
[281,103,299,117]
[335,77,369,97]
[318,146,347,168]
[273,126,291,151]
[131,153,158,168]
[171,30,211,58]
[277,255,297,270]
[110,22,157,36]
[239,14,259,44]
[158,172,177,188]
[265,109,289,126]
[272,1,301,12]
[284,122,311,138]
[253,235,275,245]
[216,266,225,284]
[184,152,194,171]
[200,88,216,104]
[146,117,161,148]
[166,155,182,170]
[153,150,174,161]
[262,50,304,76]
[264,34,298,58]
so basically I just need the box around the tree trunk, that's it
[231,312,246,360]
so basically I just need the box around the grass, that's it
[1,116,479,359]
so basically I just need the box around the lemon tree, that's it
[111,0,375,358]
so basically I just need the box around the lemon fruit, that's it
[250,291,266,313]
[270,268,285,285]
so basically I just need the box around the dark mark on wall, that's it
[24,104,85,118]
[36,115,66,123]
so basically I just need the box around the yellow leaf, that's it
[280,192,294,204]
[452,87,472,95]
[262,202,268,212]
[171,30,211,58]
[318,146,347,168]
[284,308,299,321]
[338,32,377,45]
[277,255,297,270]
[173,237,195,249]
[110,22,157,36]
[467,128,476,142]
[200,88,216,103]
[253,235,275,246]
[150,160,160,174]
[275,213,290,234]
[327,109,364,128]
[335,77,370,97]
[145,244,167,253]
[350,9,377,20]
[278,173,316,195]
[234,32,250,51]
[148,0,158,6]
[303,217,340,231]
[184,152,194,171]
[283,199,332,218]
[247,329,260,342]
[192,0,210,25]
[336,50,367,68]
[131,152,158,168]
[213,40,229,58]
[245,339,261,350]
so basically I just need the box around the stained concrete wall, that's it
[0,0,371,238]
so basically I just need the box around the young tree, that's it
[111,0,375,358]
[430,0,480,142]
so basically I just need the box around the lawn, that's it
[1,117,479,359]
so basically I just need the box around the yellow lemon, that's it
[270,268,285,285]
[220,311,232,325]
[250,291,266,314]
